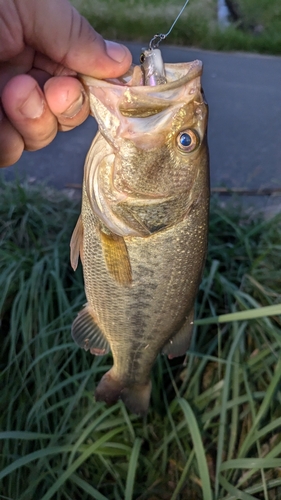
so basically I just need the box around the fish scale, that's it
[70,59,209,414]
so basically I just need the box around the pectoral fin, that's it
[100,229,132,286]
[70,215,84,271]
[162,309,194,359]
[72,305,110,356]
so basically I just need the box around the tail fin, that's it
[95,369,151,416]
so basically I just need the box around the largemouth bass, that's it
[70,58,209,415]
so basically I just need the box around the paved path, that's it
[3,43,281,196]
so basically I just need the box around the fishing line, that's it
[149,0,190,49]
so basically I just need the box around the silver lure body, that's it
[140,48,167,86]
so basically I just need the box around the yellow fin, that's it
[70,215,83,271]
[100,230,132,286]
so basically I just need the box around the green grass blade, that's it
[219,475,257,500]
[237,359,281,459]
[71,474,109,500]
[124,438,142,500]
[195,303,281,325]
[220,458,281,471]
[0,431,51,440]
[177,398,213,499]
[170,451,195,500]
[68,404,123,466]
[216,322,246,496]
[40,427,126,500]
[0,446,73,480]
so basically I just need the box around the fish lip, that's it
[80,60,203,92]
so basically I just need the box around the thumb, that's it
[16,0,132,78]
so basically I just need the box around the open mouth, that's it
[80,60,203,91]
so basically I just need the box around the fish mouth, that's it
[80,60,204,128]
[80,60,202,93]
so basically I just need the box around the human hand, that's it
[0,0,132,167]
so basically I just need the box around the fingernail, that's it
[19,87,44,119]
[105,40,127,63]
[61,92,85,118]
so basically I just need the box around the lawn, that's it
[71,0,281,55]
[1,180,281,499]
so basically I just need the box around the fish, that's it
[70,57,209,415]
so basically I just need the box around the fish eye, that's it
[140,53,145,63]
[176,129,199,153]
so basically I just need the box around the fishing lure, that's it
[140,0,190,86]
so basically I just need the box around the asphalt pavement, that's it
[3,42,281,204]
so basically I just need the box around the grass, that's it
[70,0,281,55]
[1,180,281,499]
